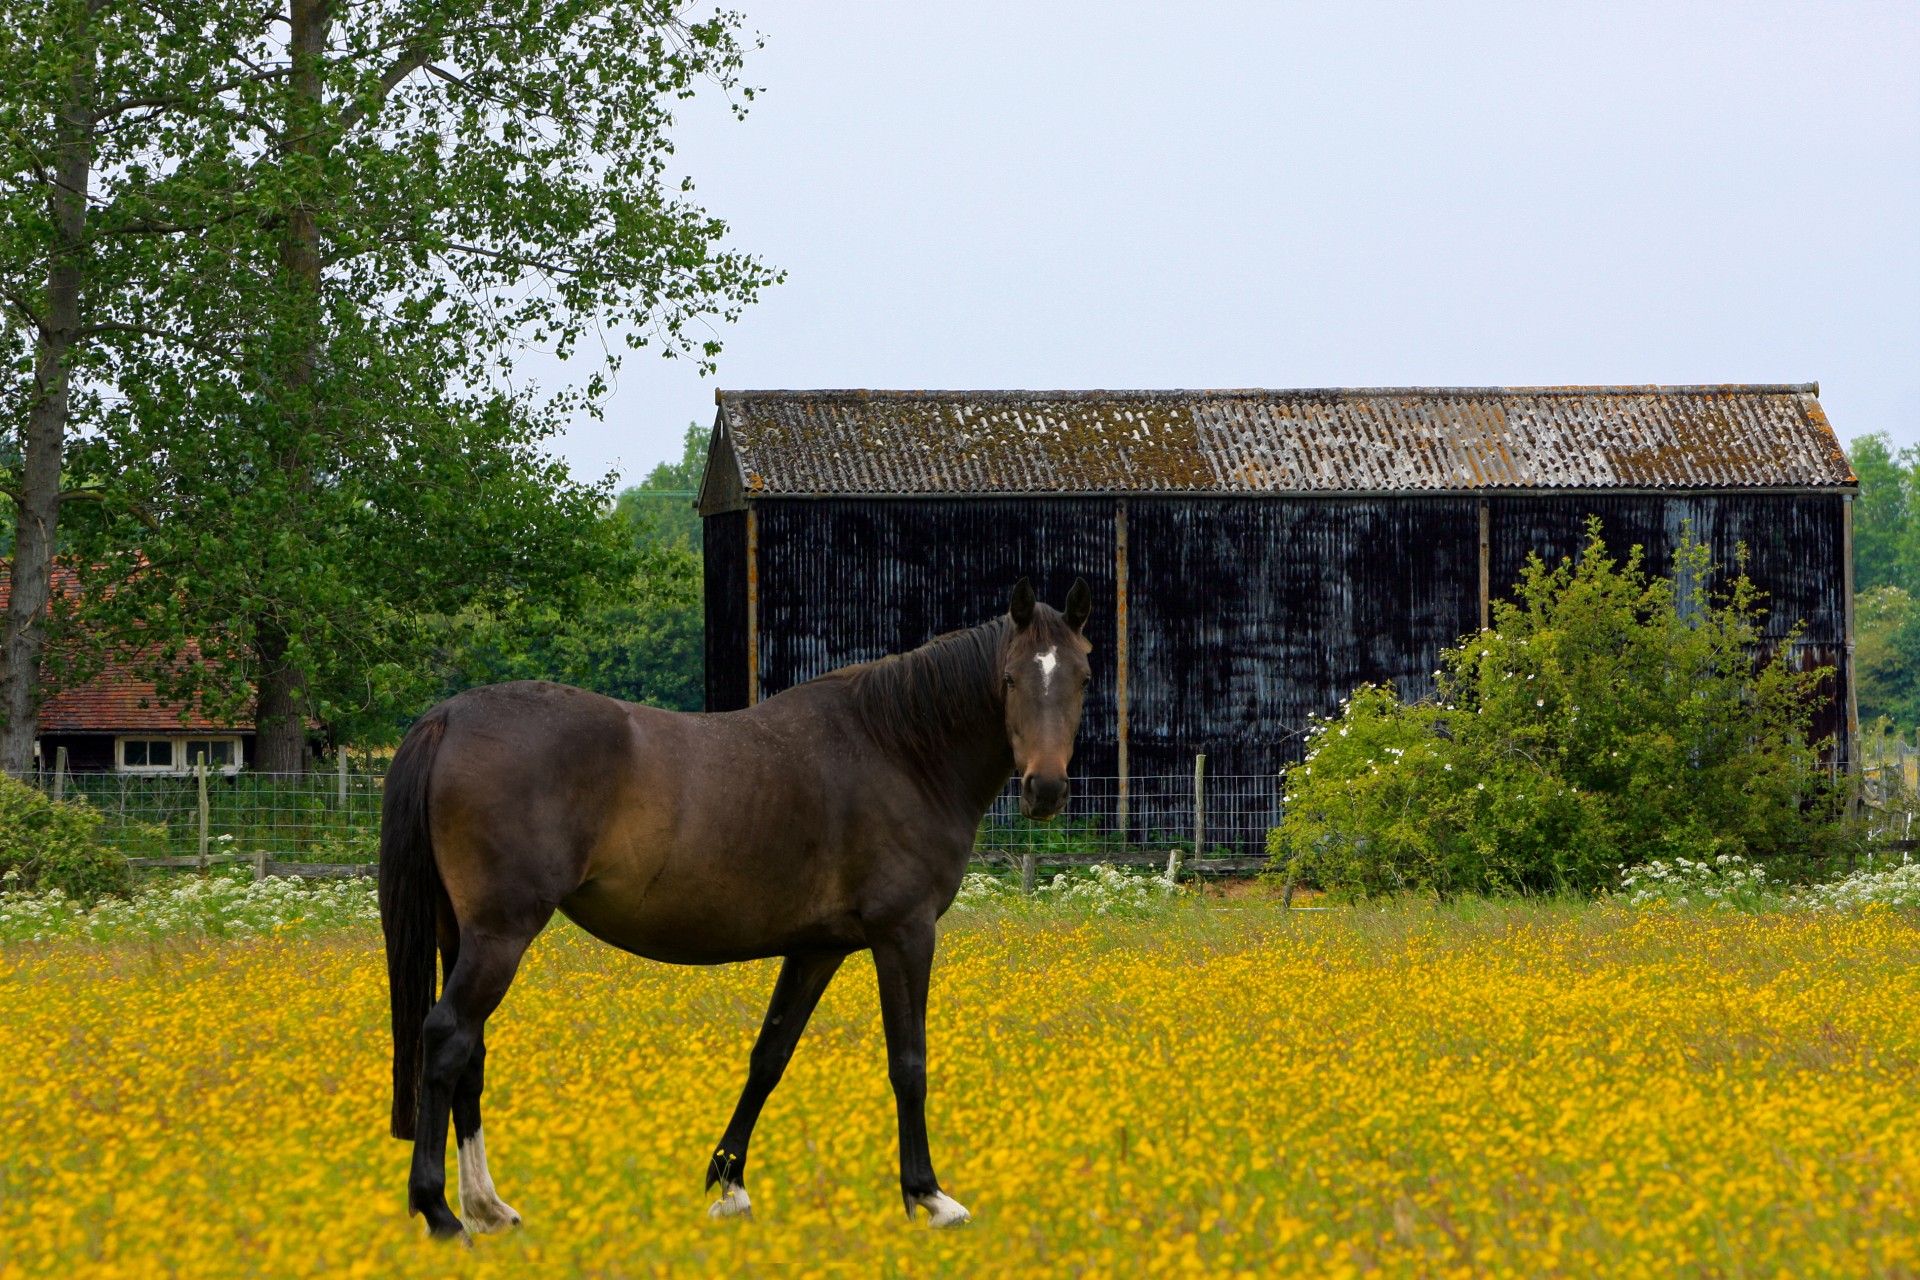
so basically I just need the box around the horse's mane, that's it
[836,615,1014,768]
[810,605,1082,769]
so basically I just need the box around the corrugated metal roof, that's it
[710,386,1854,498]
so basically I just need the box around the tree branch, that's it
[438,240,585,278]
[72,321,246,363]
[0,285,47,333]
[97,68,295,122]
[337,46,433,132]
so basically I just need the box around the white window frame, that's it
[114,735,245,775]
[183,737,244,774]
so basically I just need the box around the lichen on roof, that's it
[708,386,1853,500]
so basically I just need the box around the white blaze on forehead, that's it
[1035,647,1058,693]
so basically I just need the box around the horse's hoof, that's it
[461,1197,522,1234]
[415,1195,468,1242]
[913,1191,971,1228]
[708,1182,753,1220]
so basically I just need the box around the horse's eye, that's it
[1003,672,1015,687]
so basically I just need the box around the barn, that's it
[696,385,1857,849]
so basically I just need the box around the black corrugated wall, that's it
[703,510,749,713]
[1126,497,1482,777]
[751,498,1121,773]
[702,489,1851,801]
[1487,493,1849,752]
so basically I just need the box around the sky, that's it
[526,1,1920,488]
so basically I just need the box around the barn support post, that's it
[1844,493,1860,819]
[745,504,760,705]
[196,762,209,870]
[1477,498,1491,631]
[1114,499,1130,850]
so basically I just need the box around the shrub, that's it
[1269,521,1854,898]
[0,775,131,900]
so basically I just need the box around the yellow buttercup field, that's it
[3,901,1918,1277]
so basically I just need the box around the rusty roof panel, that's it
[713,386,1854,497]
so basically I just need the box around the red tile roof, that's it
[0,568,250,735]
[39,673,242,734]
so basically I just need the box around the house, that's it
[696,384,1857,844]
[0,571,251,774]
[38,667,250,775]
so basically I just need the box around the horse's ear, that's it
[1065,578,1092,633]
[1010,578,1036,630]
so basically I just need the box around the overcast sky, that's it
[527,1,1920,487]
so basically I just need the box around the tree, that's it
[0,0,259,772]
[1855,585,1920,736]
[614,421,709,552]
[1849,433,1910,594]
[86,2,774,768]
[1846,434,1920,741]
[431,424,710,713]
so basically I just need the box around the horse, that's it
[379,576,1094,1238]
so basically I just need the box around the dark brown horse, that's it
[379,578,1093,1237]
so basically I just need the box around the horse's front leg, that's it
[872,922,970,1227]
[706,950,847,1219]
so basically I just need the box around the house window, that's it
[120,739,176,771]
[185,739,234,769]
[115,736,244,774]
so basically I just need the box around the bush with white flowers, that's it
[0,870,379,943]
[1801,859,1920,912]
[1617,853,1777,910]
[948,863,1183,917]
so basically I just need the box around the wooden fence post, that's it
[1021,849,1037,897]
[52,746,67,802]
[1194,752,1206,863]
[1168,752,1205,882]
[253,849,266,882]
[337,749,348,808]
[196,762,210,870]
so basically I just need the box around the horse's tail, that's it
[379,707,449,1142]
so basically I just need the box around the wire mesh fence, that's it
[27,760,1281,873]
[26,768,385,860]
[972,773,1280,873]
[1853,730,1920,847]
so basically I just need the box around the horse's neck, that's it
[865,637,1014,814]
[907,680,1013,812]
[947,716,1018,815]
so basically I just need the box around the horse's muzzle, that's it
[1020,773,1069,821]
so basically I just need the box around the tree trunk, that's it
[243,0,333,777]
[0,18,94,775]
[252,620,310,773]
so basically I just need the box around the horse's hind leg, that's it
[706,950,846,1219]
[431,930,522,1232]
[452,1028,521,1232]
[410,925,544,1238]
